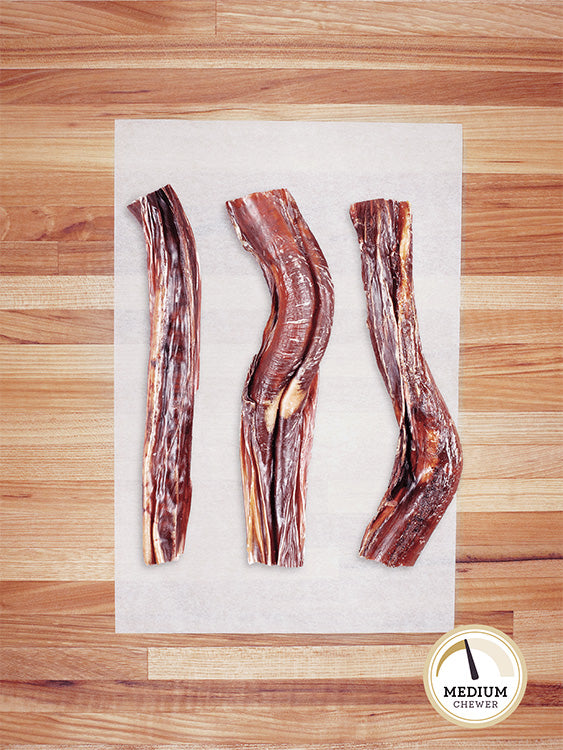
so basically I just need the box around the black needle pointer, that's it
[464,638,479,680]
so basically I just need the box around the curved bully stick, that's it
[129,185,201,564]
[227,189,334,567]
[350,199,462,567]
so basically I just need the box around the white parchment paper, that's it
[114,121,462,633]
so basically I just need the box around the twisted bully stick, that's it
[350,199,462,567]
[128,185,201,565]
[226,189,334,567]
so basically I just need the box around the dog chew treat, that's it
[226,189,334,567]
[350,199,462,567]
[128,185,201,565]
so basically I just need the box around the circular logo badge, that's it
[423,625,527,727]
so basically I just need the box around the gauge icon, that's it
[424,625,527,727]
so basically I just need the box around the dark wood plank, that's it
[2,69,560,107]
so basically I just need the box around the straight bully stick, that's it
[226,189,334,567]
[129,185,201,565]
[349,199,462,567]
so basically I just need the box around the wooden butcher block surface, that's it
[0,1,561,747]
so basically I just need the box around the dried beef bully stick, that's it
[128,185,201,565]
[350,199,462,567]
[226,189,334,567]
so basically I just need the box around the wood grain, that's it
[1,0,561,747]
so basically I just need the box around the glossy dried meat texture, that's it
[226,189,334,567]
[128,185,201,565]
[349,199,462,567]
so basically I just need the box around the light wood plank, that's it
[0,494,113,543]
[462,277,563,309]
[148,645,429,680]
[461,444,562,480]
[0,0,216,36]
[2,445,113,480]
[217,0,563,39]
[217,1,563,39]
[459,412,562,444]
[3,413,112,444]
[0,276,113,309]
[0,344,112,377]
[457,479,562,513]
[0,548,114,581]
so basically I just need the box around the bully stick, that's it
[350,199,462,567]
[226,189,334,567]
[128,185,201,564]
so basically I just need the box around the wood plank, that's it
[1,500,114,551]
[0,581,114,615]
[148,645,429,680]
[0,679,434,711]
[58,242,113,274]
[461,444,562,480]
[217,1,563,38]
[517,644,563,680]
[1,480,113,503]
[0,309,114,344]
[0,344,112,377]
[0,647,147,681]
[2,34,562,71]
[1,743,561,750]
[456,560,562,610]
[0,276,113,309]
[0,205,112,242]
[0,242,58,274]
[461,343,562,411]
[0,707,560,745]
[2,105,560,139]
[3,414,112,445]
[461,276,563,309]
[2,69,560,107]
[2,444,113,479]
[0,241,115,277]
[514,611,563,643]
[462,310,563,344]
[0,548,114,581]
[8,676,554,713]
[457,479,562,513]
[456,512,563,561]
[0,0,216,36]
[1,380,112,414]
[0,611,512,648]
[459,412,562,444]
